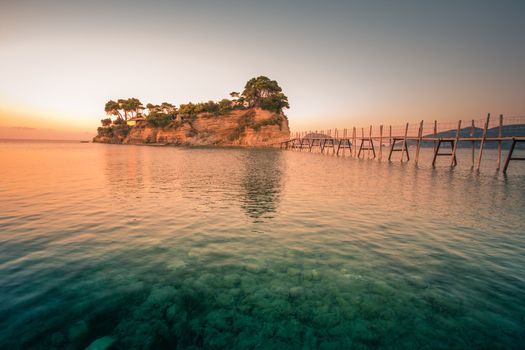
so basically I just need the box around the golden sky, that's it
[1,0,524,140]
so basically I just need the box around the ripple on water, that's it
[0,142,524,349]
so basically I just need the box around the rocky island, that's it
[93,76,290,146]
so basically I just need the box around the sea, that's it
[1,140,524,349]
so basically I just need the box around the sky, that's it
[1,0,524,140]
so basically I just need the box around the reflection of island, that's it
[240,149,284,220]
[102,146,146,202]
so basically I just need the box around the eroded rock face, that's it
[93,109,290,146]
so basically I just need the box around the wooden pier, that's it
[275,114,525,173]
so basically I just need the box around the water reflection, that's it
[102,145,146,199]
[240,149,283,221]
[1,142,525,349]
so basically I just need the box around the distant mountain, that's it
[415,124,525,149]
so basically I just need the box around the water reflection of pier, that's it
[276,114,525,173]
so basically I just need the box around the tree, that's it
[104,100,122,119]
[178,102,197,117]
[127,98,144,118]
[100,118,112,127]
[118,98,143,120]
[260,93,290,113]
[146,103,160,114]
[160,102,177,114]
[218,99,233,114]
[241,76,289,113]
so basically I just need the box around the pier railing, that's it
[268,114,525,173]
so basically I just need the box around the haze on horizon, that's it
[1,0,524,140]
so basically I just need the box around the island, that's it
[93,76,291,146]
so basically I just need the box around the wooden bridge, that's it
[273,114,525,173]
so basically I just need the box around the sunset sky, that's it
[1,0,524,140]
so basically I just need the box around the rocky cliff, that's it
[93,109,290,146]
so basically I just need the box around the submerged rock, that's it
[289,286,303,298]
[85,336,115,350]
[167,258,186,270]
[68,320,88,341]
[243,263,266,274]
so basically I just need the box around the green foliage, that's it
[180,101,226,117]
[113,98,144,120]
[113,117,126,125]
[112,124,132,137]
[218,99,233,114]
[97,126,113,137]
[241,76,289,113]
[253,114,285,131]
[147,112,175,128]
[100,118,112,127]
[160,102,177,114]
[229,110,256,141]
[259,94,290,113]
[100,76,289,130]
[178,102,197,117]
[104,100,122,119]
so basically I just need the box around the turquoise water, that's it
[1,141,524,349]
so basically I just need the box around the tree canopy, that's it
[241,76,289,113]
[101,76,289,126]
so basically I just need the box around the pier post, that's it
[471,120,475,167]
[352,127,357,157]
[415,120,423,165]
[433,120,437,153]
[368,125,372,158]
[379,125,383,160]
[497,114,503,170]
[401,123,409,162]
[389,125,392,147]
[477,113,490,170]
[451,120,461,166]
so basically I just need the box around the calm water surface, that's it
[1,141,524,349]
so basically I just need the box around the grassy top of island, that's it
[95,76,291,145]
[99,76,289,129]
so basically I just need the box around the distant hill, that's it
[415,124,525,149]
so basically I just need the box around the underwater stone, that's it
[287,267,301,277]
[222,273,240,288]
[85,336,115,350]
[289,286,303,298]
[68,320,88,341]
[166,304,179,322]
[216,292,232,306]
[167,258,186,270]
[303,269,321,281]
[146,286,177,307]
[229,287,241,297]
[50,332,65,346]
[319,340,341,350]
[243,263,266,274]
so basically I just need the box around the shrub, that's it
[253,114,285,131]
[259,93,290,113]
[147,112,175,128]
[218,99,233,115]
[97,126,113,137]
[113,117,126,125]
[112,124,132,137]
[229,110,256,141]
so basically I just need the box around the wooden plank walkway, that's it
[275,114,525,173]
